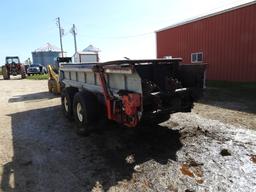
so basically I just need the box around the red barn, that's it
[156,1,256,82]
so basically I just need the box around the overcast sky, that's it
[0,0,253,63]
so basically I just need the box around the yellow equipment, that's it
[48,57,72,94]
[48,65,61,94]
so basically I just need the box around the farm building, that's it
[32,43,64,67]
[156,1,256,82]
[72,45,100,63]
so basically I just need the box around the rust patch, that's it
[180,164,194,177]
[250,155,256,164]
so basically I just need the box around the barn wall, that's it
[156,3,256,82]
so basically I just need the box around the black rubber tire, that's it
[2,66,10,80]
[20,65,26,79]
[48,79,59,94]
[73,91,98,136]
[48,79,54,92]
[52,81,59,94]
[61,87,77,120]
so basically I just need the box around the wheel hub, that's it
[64,97,69,112]
[77,102,83,122]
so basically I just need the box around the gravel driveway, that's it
[0,77,255,192]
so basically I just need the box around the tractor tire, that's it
[73,91,98,136]
[20,65,26,79]
[2,66,10,80]
[61,87,77,120]
[48,79,58,93]
[48,79,54,92]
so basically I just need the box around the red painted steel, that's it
[156,3,256,82]
[96,66,141,127]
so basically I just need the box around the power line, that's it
[53,0,253,42]
[79,31,154,40]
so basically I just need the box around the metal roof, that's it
[156,1,256,33]
[76,51,97,55]
[83,44,100,52]
[34,42,61,52]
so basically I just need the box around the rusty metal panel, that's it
[157,3,256,82]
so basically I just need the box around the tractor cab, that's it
[6,57,20,65]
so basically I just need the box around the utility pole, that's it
[71,24,78,53]
[56,17,64,57]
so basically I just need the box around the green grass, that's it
[205,80,256,100]
[26,74,48,80]
[206,80,256,89]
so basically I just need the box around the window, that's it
[191,52,203,63]
[6,58,19,64]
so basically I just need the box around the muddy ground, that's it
[0,76,255,192]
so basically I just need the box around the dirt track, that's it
[0,77,256,192]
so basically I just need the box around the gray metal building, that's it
[32,43,62,67]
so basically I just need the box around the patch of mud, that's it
[109,113,256,192]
